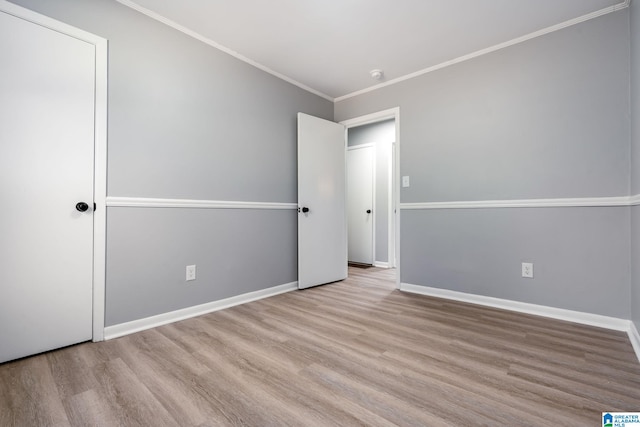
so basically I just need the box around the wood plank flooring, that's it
[1,267,639,426]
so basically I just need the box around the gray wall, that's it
[631,0,640,332]
[10,0,332,326]
[402,208,630,318]
[106,208,297,325]
[348,119,395,148]
[337,11,629,202]
[348,119,395,264]
[336,10,631,317]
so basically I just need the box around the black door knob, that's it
[302,207,310,213]
[76,202,89,212]
[366,209,372,214]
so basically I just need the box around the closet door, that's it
[0,8,95,363]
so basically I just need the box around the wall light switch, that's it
[402,176,410,188]
[521,262,533,278]
[186,265,196,281]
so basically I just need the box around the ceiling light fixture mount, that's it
[370,69,384,80]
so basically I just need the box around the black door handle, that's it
[76,202,89,212]
[366,209,372,214]
[302,207,310,213]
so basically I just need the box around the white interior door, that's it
[347,146,374,265]
[297,113,347,289]
[0,10,95,363]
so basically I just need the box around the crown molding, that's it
[115,0,334,102]
[117,0,629,103]
[335,0,630,102]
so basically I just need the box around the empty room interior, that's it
[1,0,640,425]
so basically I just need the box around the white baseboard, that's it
[400,283,630,332]
[104,281,298,340]
[102,279,640,363]
[374,261,390,268]
[629,322,640,363]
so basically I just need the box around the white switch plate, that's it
[186,264,196,281]
[402,176,410,187]
[521,262,533,278]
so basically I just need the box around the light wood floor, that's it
[1,267,639,426]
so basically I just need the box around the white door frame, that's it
[1,1,108,341]
[340,107,400,288]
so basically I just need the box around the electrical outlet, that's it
[521,262,533,278]
[186,265,196,281]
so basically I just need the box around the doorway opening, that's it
[340,108,400,289]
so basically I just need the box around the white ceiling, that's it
[122,0,623,100]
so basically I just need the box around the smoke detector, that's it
[370,69,384,80]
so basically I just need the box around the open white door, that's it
[347,146,374,265]
[297,113,347,289]
[0,8,95,363]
